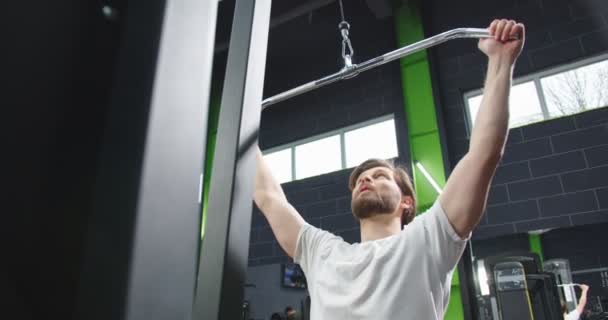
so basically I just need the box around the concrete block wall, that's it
[244,264,309,319]
[424,0,608,239]
[542,222,608,271]
[470,233,531,259]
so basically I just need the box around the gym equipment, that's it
[242,300,251,320]
[196,1,272,319]
[545,259,578,312]
[75,1,217,319]
[483,252,542,294]
[485,252,541,273]
[527,273,563,320]
[262,28,519,109]
[494,261,534,320]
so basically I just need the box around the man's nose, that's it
[358,175,372,184]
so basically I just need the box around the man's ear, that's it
[401,196,414,210]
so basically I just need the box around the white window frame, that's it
[263,114,397,182]
[463,52,608,134]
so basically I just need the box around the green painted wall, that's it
[395,2,464,319]
[201,82,222,239]
[528,234,544,263]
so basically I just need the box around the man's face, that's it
[351,166,403,220]
[286,309,297,319]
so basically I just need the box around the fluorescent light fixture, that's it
[528,228,552,235]
[415,161,442,194]
[477,260,490,296]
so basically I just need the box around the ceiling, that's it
[214,0,394,52]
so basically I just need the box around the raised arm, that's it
[575,284,589,315]
[439,19,525,238]
[254,147,305,258]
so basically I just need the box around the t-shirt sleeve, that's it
[418,200,470,275]
[294,223,342,281]
[565,310,581,320]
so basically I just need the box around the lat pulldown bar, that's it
[262,28,516,109]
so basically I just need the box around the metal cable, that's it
[337,0,354,66]
[338,0,345,22]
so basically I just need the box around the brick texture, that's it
[426,0,608,239]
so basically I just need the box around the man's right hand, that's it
[579,284,589,292]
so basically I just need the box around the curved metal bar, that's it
[262,28,510,109]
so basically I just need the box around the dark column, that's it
[194,0,272,319]
[76,1,218,319]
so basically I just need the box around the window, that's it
[263,116,399,183]
[344,119,398,168]
[468,81,544,128]
[263,149,292,184]
[465,54,608,130]
[541,59,608,117]
[295,135,342,179]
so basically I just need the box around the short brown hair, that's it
[348,159,417,226]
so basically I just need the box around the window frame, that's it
[262,114,398,183]
[463,52,608,135]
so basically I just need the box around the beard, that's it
[351,189,401,220]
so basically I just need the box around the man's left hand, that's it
[478,19,525,65]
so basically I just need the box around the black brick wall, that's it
[258,2,407,150]
[542,222,608,272]
[247,2,408,266]
[424,0,608,239]
[471,233,531,259]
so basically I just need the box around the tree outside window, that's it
[542,60,608,117]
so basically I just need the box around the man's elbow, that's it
[253,190,271,211]
[253,190,285,213]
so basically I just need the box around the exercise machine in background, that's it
[474,252,607,320]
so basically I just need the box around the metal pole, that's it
[557,283,582,287]
[262,28,512,109]
[194,0,272,319]
[76,0,217,319]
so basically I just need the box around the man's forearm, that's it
[254,148,287,209]
[253,147,305,258]
[576,289,588,314]
[469,57,513,159]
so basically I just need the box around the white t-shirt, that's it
[294,200,468,320]
[565,309,581,320]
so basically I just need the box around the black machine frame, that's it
[76,0,218,319]
[194,0,272,319]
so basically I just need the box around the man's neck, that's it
[359,215,401,242]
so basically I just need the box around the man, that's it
[285,306,297,320]
[254,19,525,319]
[563,284,590,320]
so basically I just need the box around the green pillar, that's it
[394,2,446,213]
[394,2,464,319]
[528,234,544,263]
